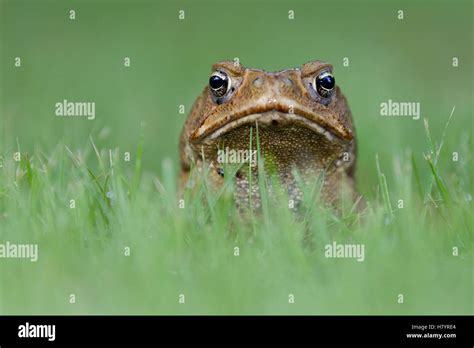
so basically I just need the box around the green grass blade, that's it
[375,154,392,223]
[131,123,145,199]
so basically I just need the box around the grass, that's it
[0,113,472,315]
[0,0,471,317]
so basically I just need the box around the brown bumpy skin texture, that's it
[179,60,362,209]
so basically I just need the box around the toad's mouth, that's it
[199,111,350,145]
[192,111,352,176]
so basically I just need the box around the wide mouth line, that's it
[197,111,348,144]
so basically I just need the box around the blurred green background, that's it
[1,0,472,196]
[0,0,472,316]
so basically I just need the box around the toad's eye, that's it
[209,71,230,98]
[314,71,335,98]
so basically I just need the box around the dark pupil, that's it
[318,75,335,90]
[209,75,227,90]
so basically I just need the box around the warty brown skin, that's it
[179,60,362,209]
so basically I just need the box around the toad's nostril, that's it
[272,120,279,126]
[282,77,293,86]
[253,77,263,87]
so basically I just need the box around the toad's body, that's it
[179,60,361,208]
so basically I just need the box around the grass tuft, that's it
[0,120,472,315]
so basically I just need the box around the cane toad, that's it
[179,60,361,208]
